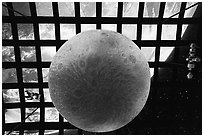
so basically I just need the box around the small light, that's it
[190,43,196,49]
[187,72,193,79]
[194,57,201,62]
[187,63,195,69]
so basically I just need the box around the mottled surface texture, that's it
[48,30,150,132]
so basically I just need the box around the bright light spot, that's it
[102,2,118,17]
[5,108,21,123]
[3,89,20,103]
[161,25,177,40]
[102,24,117,32]
[182,24,188,36]
[45,107,59,122]
[163,2,181,18]
[160,47,174,61]
[122,24,137,40]
[81,24,96,32]
[150,68,154,77]
[123,2,139,17]
[142,24,157,40]
[36,2,53,16]
[60,24,76,40]
[42,68,49,82]
[184,2,198,18]
[58,2,75,17]
[64,118,68,122]
[39,24,55,40]
[141,47,155,62]
[44,88,52,102]
[41,46,56,62]
[143,2,160,18]
[25,108,40,122]
[20,46,36,62]
[80,2,96,17]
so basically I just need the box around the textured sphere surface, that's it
[48,30,150,132]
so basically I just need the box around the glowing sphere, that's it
[48,30,150,132]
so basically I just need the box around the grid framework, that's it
[2,2,201,135]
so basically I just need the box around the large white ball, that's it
[48,30,150,132]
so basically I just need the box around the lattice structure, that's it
[2,2,202,135]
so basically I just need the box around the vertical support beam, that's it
[29,2,45,135]
[74,2,81,34]
[96,2,102,29]
[117,2,123,33]
[136,2,144,49]
[7,2,25,135]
